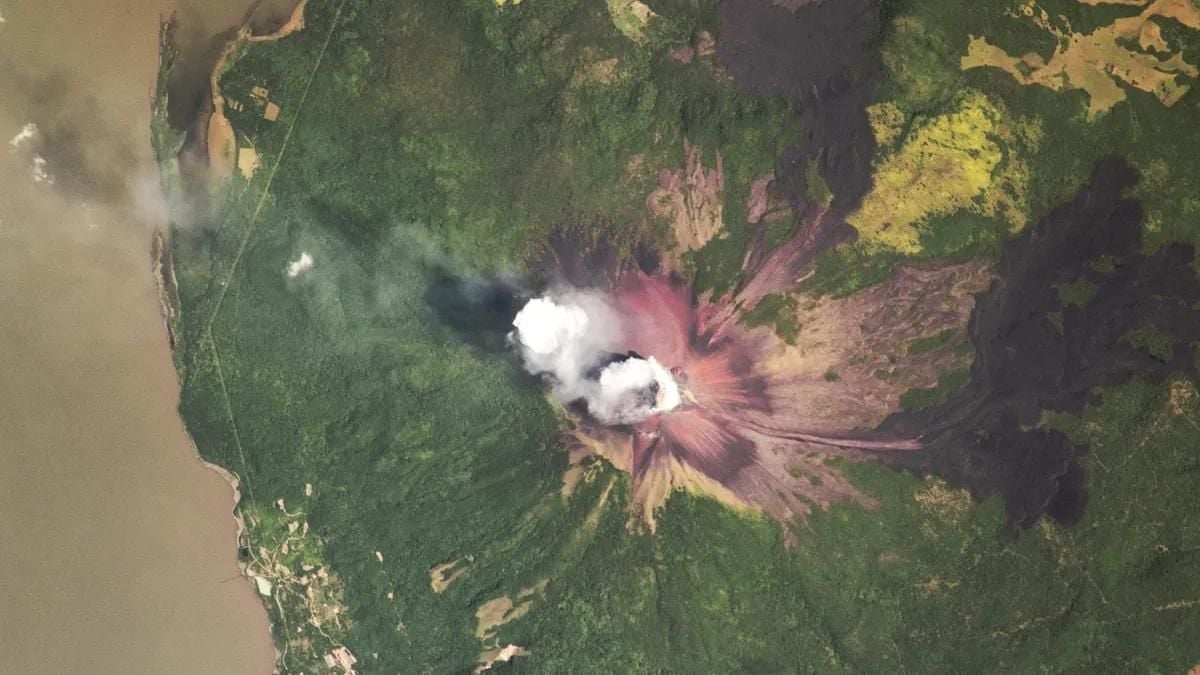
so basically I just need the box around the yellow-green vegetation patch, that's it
[848,90,1036,254]
[804,157,833,208]
[1122,324,1177,360]
[1089,255,1120,274]
[573,55,624,86]
[1134,156,1200,258]
[867,101,906,149]
[1047,310,1065,334]
[880,16,966,111]
[563,52,630,118]
[899,367,971,411]
[907,327,960,355]
[606,0,657,42]
[741,293,801,344]
[962,0,1200,119]
[1056,278,1099,306]
[913,478,973,525]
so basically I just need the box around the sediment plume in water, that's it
[0,1,277,671]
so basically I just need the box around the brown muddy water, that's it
[0,1,292,672]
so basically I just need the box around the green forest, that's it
[157,0,1200,671]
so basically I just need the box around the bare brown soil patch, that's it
[519,579,549,599]
[670,46,696,63]
[568,430,753,534]
[1168,377,1196,417]
[963,0,1200,118]
[475,645,530,674]
[575,57,621,85]
[322,646,358,674]
[471,579,546,670]
[237,147,260,179]
[475,597,523,640]
[248,0,309,43]
[745,173,790,225]
[1139,19,1169,52]
[631,454,751,532]
[647,141,725,263]
[203,0,309,182]
[560,463,585,498]
[204,37,240,182]
[763,261,992,431]
[429,557,472,593]
[205,111,236,180]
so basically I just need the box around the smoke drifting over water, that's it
[0,1,277,671]
[510,292,681,425]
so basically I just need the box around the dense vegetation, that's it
[160,0,1200,671]
[797,0,1200,300]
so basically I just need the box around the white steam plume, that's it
[510,290,680,425]
[9,123,36,148]
[593,356,681,424]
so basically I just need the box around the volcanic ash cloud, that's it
[510,292,680,425]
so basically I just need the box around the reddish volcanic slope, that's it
[563,210,988,536]
[558,159,1200,539]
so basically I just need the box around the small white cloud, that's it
[286,251,314,278]
[31,155,53,185]
[9,122,36,149]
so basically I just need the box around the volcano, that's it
[533,212,971,537]
[511,159,1200,541]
